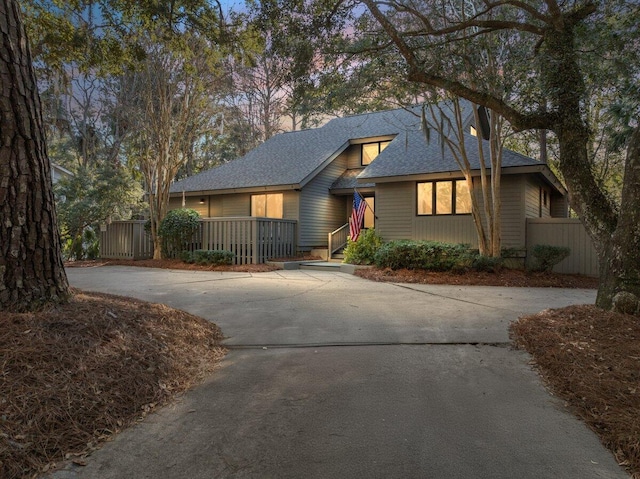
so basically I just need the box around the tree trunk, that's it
[595,126,640,313]
[0,0,70,311]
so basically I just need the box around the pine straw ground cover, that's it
[0,289,226,479]
[511,306,640,478]
[355,266,599,288]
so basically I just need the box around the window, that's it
[455,181,472,214]
[251,193,283,218]
[361,141,391,165]
[417,180,472,215]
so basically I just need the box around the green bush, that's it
[470,254,503,273]
[528,244,571,272]
[343,228,383,265]
[180,249,234,266]
[374,240,469,271]
[158,209,200,258]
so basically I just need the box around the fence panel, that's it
[100,221,153,260]
[526,218,598,276]
[102,217,296,264]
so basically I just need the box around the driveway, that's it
[53,266,626,478]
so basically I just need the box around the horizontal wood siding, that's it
[413,216,478,246]
[377,176,527,248]
[499,175,526,248]
[223,193,250,216]
[299,156,347,248]
[209,196,223,216]
[168,197,181,211]
[527,218,598,276]
[168,196,220,217]
[524,177,550,219]
[550,193,568,218]
[177,196,210,216]
[375,182,413,240]
[283,190,299,220]
[346,144,362,169]
[170,192,296,220]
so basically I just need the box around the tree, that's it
[355,0,640,312]
[422,99,504,258]
[55,164,142,260]
[0,0,70,311]
[121,32,225,259]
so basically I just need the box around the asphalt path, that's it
[49,266,627,478]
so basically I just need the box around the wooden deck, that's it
[100,217,297,264]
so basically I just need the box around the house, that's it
[51,162,74,184]
[168,104,568,260]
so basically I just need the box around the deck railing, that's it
[328,223,349,257]
[196,217,297,264]
[100,217,297,264]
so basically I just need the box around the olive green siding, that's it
[220,194,249,216]
[375,175,537,249]
[169,191,300,221]
[346,144,363,169]
[209,196,223,216]
[299,154,348,248]
[375,182,414,240]
[550,194,568,218]
[524,176,554,219]
[499,175,527,248]
[168,196,209,217]
[413,216,478,246]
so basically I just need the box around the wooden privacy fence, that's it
[100,217,297,264]
[526,218,598,276]
[100,220,153,260]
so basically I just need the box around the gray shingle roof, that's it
[358,125,539,181]
[170,128,348,193]
[171,104,543,194]
[330,169,375,190]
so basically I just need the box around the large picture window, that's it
[417,180,472,215]
[361,141,391,165]
[251,193,283,218]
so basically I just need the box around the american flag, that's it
[349,191,367,242]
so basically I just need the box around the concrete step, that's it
[299,261,342,271]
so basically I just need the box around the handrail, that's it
[328,223,349,257]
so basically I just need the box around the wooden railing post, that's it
[252,217,259,264]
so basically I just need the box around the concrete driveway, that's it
[53,266,626,478]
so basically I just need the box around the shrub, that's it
[343,228,383,265]
[374,240,469,271]
[158,209,200,258]
[470,254,503,273]
[180,249,234,266]
[528,244,571,272]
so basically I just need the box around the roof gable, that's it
[171,102,553,195]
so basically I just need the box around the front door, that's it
[363,196,375,229]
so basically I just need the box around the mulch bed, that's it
[0,289,226,479]
[511,306,640,477]
[355,267,599,289]
[66,259,279,273]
